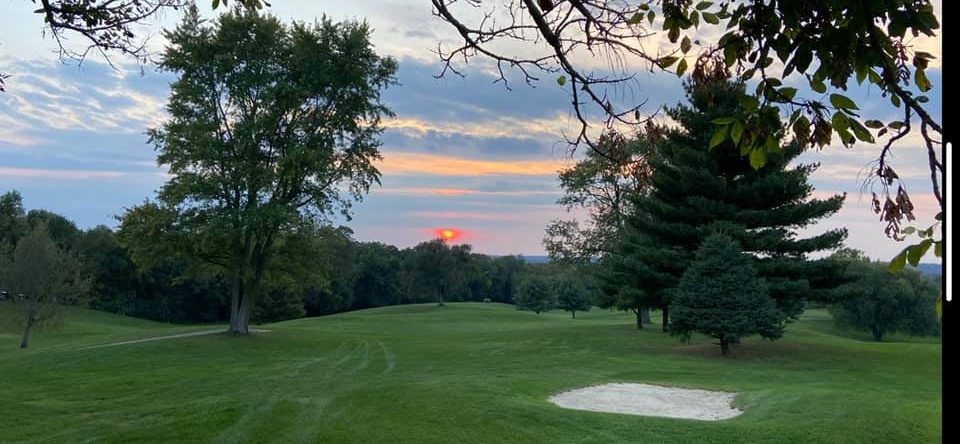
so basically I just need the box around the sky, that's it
[0,1,943,260]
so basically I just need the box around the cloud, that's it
[378,152,570,176]
[376,187,561,197]
[0,167,126,180]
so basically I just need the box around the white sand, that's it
[548,383,742,420]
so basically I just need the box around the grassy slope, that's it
[0,303,940,443]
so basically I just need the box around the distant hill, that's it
[520,255,551,264]
[917,263,942,277]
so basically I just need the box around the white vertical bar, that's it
[947,141,952,302]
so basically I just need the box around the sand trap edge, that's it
[548,382,743,421]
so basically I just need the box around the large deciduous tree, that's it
[0,224,89,348]
[670,234,783,356]
[604,74,846,331]
[136,6,397,334]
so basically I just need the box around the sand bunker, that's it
[548,383,742,420]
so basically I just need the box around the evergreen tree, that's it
[671,234,783,356]
[605,74,846,331]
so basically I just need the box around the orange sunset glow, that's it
[435,228,461,242]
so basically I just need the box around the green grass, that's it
[0,303,940,443]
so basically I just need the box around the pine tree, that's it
[670,234,783,356]
[606,74,846,331]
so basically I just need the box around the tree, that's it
[351,242,403,309]
[670,234,783,356]
[0,224,89,348]
[488,255,525,303]
[829,250,940,341]
[604,75,846,332]
[0,191,27,249]
[76,225,140,315]
[137,6,397,334]
[544,130,661,325]
[544,131,656,266]
[514,272,556,314]
[555,273,592,318]
[431,1,942,266]
[405,239,458,307]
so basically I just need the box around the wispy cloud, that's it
[378,152,570,176]
[375,187,562,197]
[0,167,126,180]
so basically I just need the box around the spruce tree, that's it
[670,234,783,356]
[605,74,846,331]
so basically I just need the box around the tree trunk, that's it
[640,307,651,324]
[632,308,643,329]
[871,326,884,342]
[227,272,242,334]
[661,305,670,333]
[720,336,730,356]
[572,310,576,319]
[20,312,35,349]
[438,284,445,307]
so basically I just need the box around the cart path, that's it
[71,328,271,351]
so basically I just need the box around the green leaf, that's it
[936,295,942,319]
[935,241,943,257]
[738,94,759,110]
[676,58,688,77]
[556,75,567,86]
[628,13,645,25]
[831,112,849,132]
[702,12,720,24]
[658,56,680,69]
[849,120,875,143]
[864,120,884,129]
[830,94,859,110]
[902,227,916,235]
[777,87,797,101]
[709,125,729,149]
[730,120,744,144]
[696,1,713,10]
[888,121,906,130]
[711,117,736,124]
[213,0,221,9]
[888,248,908,272]
[810,78,827,93]
[915,69,932,92]
[681,36,692,54]
[907,239,933,266]
[648,10,656,25]
[749,148,767,169]
[856,66,867,85]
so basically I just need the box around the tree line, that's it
[0,191,554,327]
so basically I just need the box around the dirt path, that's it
[71,328,270,351]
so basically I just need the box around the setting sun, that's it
[436,228,460,241]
